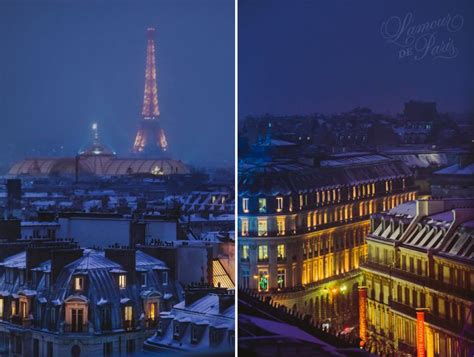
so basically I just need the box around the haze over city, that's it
[0,0,234,169]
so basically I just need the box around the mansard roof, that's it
[239,155,412,196]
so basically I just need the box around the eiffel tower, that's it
[132,27,168,155]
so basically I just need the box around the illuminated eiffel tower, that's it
[132,27,168,155]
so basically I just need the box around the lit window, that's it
[277,217,285,235]
[257,219,267,236]
[276,197,283,212]
[289,197,293,212]
[162,271,169,286]
[352,186,357,199]
[277,269,286,289]
[258,245,268,261]
[124,305,133,321]
[307,214,312,229]
[242,198,249,213]
[242,245,250,260]
[322,191,326,203]
[299,194,303,209]
[11,301,17,316]
[20,300,27,319]
[258,271,269,292]
[241,218,249,236]
[277,244,286,260]
[258,198,267,213]
[211,195,216,203]
[316,192,320,204]
[0,298,3,319]
[118,275,127,289]
[74,277,84,291]
[148,302,157,320]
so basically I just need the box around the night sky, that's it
[239,0,474,117]
[0,0,234,168]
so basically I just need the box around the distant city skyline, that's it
[239,0,474,118]
[0,0,234,168]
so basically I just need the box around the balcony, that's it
[145,318,158,329]
[257,257,269,263]
[64,323,89,333]
[362,261,474,301]
[123,320,134,331]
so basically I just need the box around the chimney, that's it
[130,221,146,247]
[184,286,210,307]
[218,291,234,313]
[104,247,136,283]
[51,248,83,284]
[0,219,21,241]
[138,245,177,279]
[26,245,53,282]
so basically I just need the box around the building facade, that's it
[0,243,180,356]
[238,154,416,331]
[361,198,474,356]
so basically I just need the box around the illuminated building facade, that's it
[238,154,416,330]
[0,243,179,356]
[361,198,474,356]
[132,27,168,155]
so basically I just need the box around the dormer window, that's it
[276,197,283,212]
[11,301,17,316]
[173,322,180,339]
[74,277,84,291]
[162,271,169,286]
[140,273,147,287]
[118,275,127,289]
[0,298,3,320]
[242,198,249,213]
[258,198,266,213]
[191,325,198,343]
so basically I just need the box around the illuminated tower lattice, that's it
[132,27,168,154]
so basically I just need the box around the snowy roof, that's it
[434,163,474,176]
[1,252,26,269]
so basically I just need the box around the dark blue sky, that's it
[0,0,234,167]
[239,0,474,117]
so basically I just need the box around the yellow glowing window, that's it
[316,191,320,204]
[241,219,249,236]
[276,197,283,212]
[11,301,16,316]
[277,244,286,259]
[299,194,303,208]
[124,305,132,321]
[258,245,268,261]
[148,303,157,320]
[74,277,84,291]
[242,245,250,260]
[0,299,2,319]
[352,186,357,198]
[307,214,312,228]
[118,275,127,289]
[332,190,336,201]
[289,197,293,212]
[277,217,285,235]
[257,219,267,236]
[242,198,249,213]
